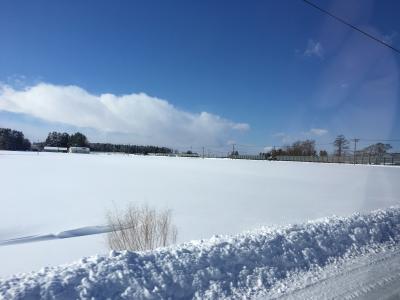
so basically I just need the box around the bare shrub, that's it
[106,204,178,251]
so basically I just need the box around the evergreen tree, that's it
[0,128,31,151]
[45,132,70,147]
[69,132,89,147]
[89,142,172,155]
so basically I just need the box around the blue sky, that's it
[0,0,399,153]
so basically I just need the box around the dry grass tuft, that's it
[106,204,177,251]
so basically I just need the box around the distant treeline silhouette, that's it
[89,143,172,155]
[0,128,31,151]
[266,135,393,158]
[0,128,172,154]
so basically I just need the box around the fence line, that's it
[3,150,399,165]
[151,152,400,165]
[276,154,400,165]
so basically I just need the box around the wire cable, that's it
[302,0,400,55]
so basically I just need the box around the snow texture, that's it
[1,207,400,300]
[2,151,400,277]
[270,245,400,299]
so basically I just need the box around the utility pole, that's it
[271,145,276,160]
[352,138,359,165]
[232,143,236,158]
[202,146,205,159]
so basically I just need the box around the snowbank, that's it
[1,207,400,299]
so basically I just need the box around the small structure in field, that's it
[149,153,177,157]
[31,143,43,152]
[177,152,200,158]
[43,146,68,153]
[69,147,90,154]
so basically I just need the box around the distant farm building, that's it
[178,152,200,158]
[149,153,177,157]
[69,147,90,154]
[43,146,68,153]
[31,143,43,152]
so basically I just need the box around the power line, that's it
[302,0,400,55]
[356,139,400,142]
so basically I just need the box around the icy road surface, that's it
[268,246,400,300]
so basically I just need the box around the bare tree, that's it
[106,204,178,251]
[334,135,349,157]
[281,140,316,156]
[362,143,392,155]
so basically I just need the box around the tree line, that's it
[0,128,172,154]
[0,128,31,151]
[45,131,89,147]
[266,134,393,158]
[0,127,394,157]
[89,143,172,154]
[44,131,172,154]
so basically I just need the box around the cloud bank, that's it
[0,83,249,146]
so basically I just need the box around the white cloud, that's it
[232,123,250,131]
[308,128,328,136]
[0,83,249,146]
[304,39,324,58]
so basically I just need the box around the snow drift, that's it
[1,207,400,299]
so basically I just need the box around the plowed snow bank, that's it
[1,207,400,299]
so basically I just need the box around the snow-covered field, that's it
[1,151,399,281]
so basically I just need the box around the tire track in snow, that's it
[0,225,111,246]
[276,246,400,300]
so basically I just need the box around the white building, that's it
[43,146,68,153]
[69,147,90,154]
